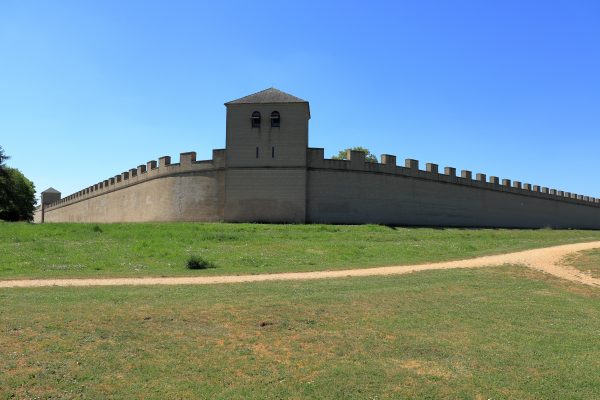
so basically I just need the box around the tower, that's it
[223,88,310,222]
[40,187,61,223]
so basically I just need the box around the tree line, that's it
[0,145,36,221]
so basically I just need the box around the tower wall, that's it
[224,168,306,223]
[225,103,309,168]
[41,191,61,205]
[223,101,309,222]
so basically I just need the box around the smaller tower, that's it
[41,187,61,206]
[40,187,61,223]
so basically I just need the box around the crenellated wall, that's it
[38,87,600,227]
[41,146,600,228]
[306,148,600,228]
[43,150,226,223]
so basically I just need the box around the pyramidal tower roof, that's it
[225,87,308,105]
[42,187,60,194]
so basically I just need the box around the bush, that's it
[186,255,214,270]
[92,225,103,233]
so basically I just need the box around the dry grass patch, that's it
[564,248,600,279]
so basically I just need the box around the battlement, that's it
[46,149,226,210]
[46,146,600,212]
[307,147,600,208]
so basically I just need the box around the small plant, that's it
[92,225,102,233]
[186,255,214,270]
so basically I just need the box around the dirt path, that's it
[1,241,600,289]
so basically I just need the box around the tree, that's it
[0,147,37,222]
[332,146,378,163]
[0,146,9,217]
[0,145,8,176]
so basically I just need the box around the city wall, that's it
[41,147,600,228]
[42,150,226,223]
[306,148,600,229]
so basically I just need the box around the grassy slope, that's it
[1,266,598,399]
[1,222,600,279]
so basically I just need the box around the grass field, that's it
[1,266,598,399]
[2,223,599,398]
[2,222,600,279]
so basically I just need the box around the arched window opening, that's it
[270,111,280,128]
[251,111,261,128]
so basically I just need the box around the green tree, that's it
[0,162,37,222]
[332,146,378,163]
[0,145,8,176]
[0,146,10,217]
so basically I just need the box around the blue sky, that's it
[1,0,599,200]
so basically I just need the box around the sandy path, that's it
[1,241,599,289]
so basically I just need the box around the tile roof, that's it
[225,87,308,105]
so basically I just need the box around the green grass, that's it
[1,222,600,279]
[1,266,598,399]
[566,249,600,278]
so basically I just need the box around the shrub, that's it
[92,225,102,233]
[186,255,214,270]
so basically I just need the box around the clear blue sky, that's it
[1,0,599,200]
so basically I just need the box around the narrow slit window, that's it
[251,111,261,128]
[270,111,280,128]
[271,146,275,158]
[256,146,259,158]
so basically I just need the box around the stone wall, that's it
[43,150,226,223]
[33,206,42,223]
[224,168,307,223]
[41,146,600,228]
[306,148,600,228]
